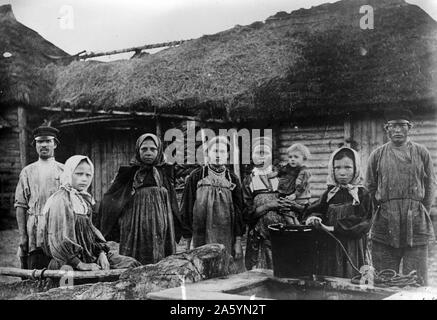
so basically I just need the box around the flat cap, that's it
[384,108,413,122]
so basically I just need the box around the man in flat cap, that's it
[365,108,436,285]
[14,126,64,270]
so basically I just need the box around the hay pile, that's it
[0,5,69,107]
[44,0,437,120]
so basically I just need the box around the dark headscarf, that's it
[130,133,166,191]
[99,133,186,242]
[130,133,166,167]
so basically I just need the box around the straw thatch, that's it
[47,0,437,122]
[0,4,69,107]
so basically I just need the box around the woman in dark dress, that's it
[99,133,185,265]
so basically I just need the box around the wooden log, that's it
[0,267,127,280]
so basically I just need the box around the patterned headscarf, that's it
[326,147,363,205]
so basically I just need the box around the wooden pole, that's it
[79,39,191,60]
[0,267,127,280]
[156,116,162,140]
[17,106,28,168]
[344,114,352,148]
[231,130,241,180]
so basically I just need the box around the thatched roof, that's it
[47,0,437,122]
[0,4,69,107]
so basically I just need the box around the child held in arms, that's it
[304,147,372,278]
[42,156,141,271]
[276,143,312,225]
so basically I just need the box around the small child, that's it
[276,143,312,225]
[305,147,372,278]
[42,155,141,271]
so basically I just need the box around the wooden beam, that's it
[58,115,136,127]
[41,107,228,124]
[17,106,28,168]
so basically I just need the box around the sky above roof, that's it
[1,0,436,61]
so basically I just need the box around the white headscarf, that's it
[326,147,363,205]
[60,155,94,190]
[59,155,95,211]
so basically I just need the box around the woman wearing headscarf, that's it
[42,155,141,270]
[304,147,372,278]
[180,135,244,270]
[242,137,288,270]
[99,134,183,265]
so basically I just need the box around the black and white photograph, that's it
[0,0,437,306]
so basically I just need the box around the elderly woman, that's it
[99,133,184,265]
[42,155,141,271]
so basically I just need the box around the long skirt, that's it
[119,186,176,265]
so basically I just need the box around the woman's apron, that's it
[119,167,176,265]
[192,167,236,256]
[317,202,366,278]
[245,174,287,270]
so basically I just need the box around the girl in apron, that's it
[180,136,245,272]
[243,139,288,270]
[305,147,372,278]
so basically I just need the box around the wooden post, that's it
[231,129,241,180]
[155,116,162,140]
[17,106,28,168]
[344,114,352,148]
[0,266,127,280]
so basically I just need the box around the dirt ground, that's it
[0,217,20,283]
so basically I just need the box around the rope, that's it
[319,227,421,288]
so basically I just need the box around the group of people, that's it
[15,108,436,286]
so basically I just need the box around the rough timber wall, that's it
[0,106,19,216]
[278,119,345,202]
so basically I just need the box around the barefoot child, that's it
[42,155,141,271]
[305,147,372,278]
[277,143,312,225]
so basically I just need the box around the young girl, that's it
[277,143,312,225]
[305,147,372,278]
[180,136,244,270]
[43,156,141,271]
[243,137,287,270]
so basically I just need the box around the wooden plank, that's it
[280,126,344,134]
[279,132,344,141]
